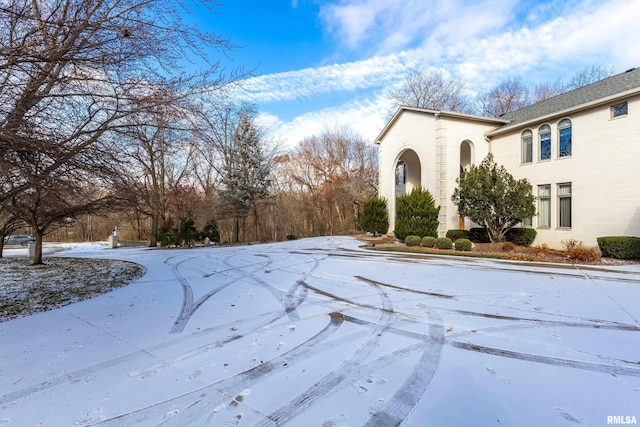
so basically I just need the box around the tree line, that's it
[0,1,614,264]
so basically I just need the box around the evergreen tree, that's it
[451,153,535,242]
[218,111,271,242]
[360,197,389,234]
[394,187,440,241]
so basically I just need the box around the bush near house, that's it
[435,237,453,249]
[421,236,436,247]
[597,236,640,259]
[468,227,491,243]
[563,239,601,263]
[454,238,472,251]
[405,235,422,246]
[394,187,440,242]
[505,228,537,246]
[446,229,468,242]
[360,196,389,234]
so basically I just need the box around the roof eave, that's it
[487,87,640,137]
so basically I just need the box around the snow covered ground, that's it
[1,236,639,426]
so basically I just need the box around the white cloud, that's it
[253,0,640,150]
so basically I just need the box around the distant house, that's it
[376,67,640,248]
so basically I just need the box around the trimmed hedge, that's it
[597,236,640,259]
[505,228,537,246]
[468,227,491,243]
[435,237,453,250]
[455,238,473,251]
[405,235,422,247]
[421,236,436,247]
[446,229,468,242]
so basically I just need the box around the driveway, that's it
[1,236,639,426]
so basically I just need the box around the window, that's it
[558,119,572,157]
[539,125,551,160]
[521,217,532,227]
[612,102,628,118]
[538,184,551,228]
[521,130,533,163]
[558,183,572,228]
[395,161,406,196]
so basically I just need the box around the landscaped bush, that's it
[446,229,468,242]
[505,228,537,246]
[533,244,550,258]
[435,237,453,249]
[360,197,389,234]
[597,236,640,259]
[468,227,491,243]
[394,187,440,241]
[502,242,516,252]
[454,238,472,251]
[421,236,436,247]
[405,235,422,246]
[563,239,601,263]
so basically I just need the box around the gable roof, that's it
[375,106,507,144]
[488,67,640,136]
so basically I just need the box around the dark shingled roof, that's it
[492,67,640,133]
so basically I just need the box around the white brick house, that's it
[376,68,640,248]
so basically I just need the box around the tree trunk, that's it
[32,229,44,265]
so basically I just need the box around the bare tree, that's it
[476,77,531,117]
[0,0,240,260]
[567,65,615,90]
[389,68,470,114]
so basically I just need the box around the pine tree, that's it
[218,111,271,242]
[394,187,440,241]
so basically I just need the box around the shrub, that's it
[454,238,472,251]
[286,234,297,240]
[502,242,516,252]
[468,227,491,243]
[533,244,550,258]
[360,197,389,234]
[435,237,453,249]
[506,228,537,246]
[562,239,601,263]
[421,236,436,247]
[597,236,640,260]
[446,229,468,242]
[394,187,440,241]
[405,235,422,246]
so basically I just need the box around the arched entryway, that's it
[458,140,474,228]
[395,149,421,197]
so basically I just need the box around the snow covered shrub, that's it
[435,237,453,250]
[421,236,436,247]
[454,238,472,251]
[405,235,422,246]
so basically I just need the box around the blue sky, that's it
[194,0,640,148]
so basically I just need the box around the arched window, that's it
[539,124,551,161]
[558,119,572,157]
[521,130,532,163]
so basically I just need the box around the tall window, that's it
[521,130,533,163]
[395,161,406,196]
[558,119,572,157]
[539,125,551,160]
[558,183,572,228]
[538,184,551,227]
